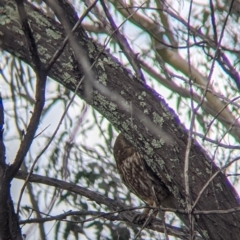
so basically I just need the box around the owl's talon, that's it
[133,212,149,223]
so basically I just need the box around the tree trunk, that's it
[1,1,240,239]
[0,93,22,239]
[0,177,22,240]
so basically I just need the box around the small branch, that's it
[44,0,96,103]
[19,210,117,224]
[11,0,47,178]
[193,131,240,150]
[203,96,240,140]
[12,0,47,218]
[204,0,234,108]
[34,124,51,139]
[192,156,240,210]
[134,210,155,240]
[185,1,195,238]
[209,0,218,44]
[19,209,196,239]
[0,94,5,165]
[20,162,46,240]
[15,170,138,214]
[227,173,240,176]
[155,3,240,90]
[45,0,99,72]
[100,0,146,82]
[15,170,201,239]
[194,207,240,215]
[217,52,240,90]
[14,0,42,72]
[15,0,98,218]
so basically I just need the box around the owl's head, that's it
[113,133,136,164]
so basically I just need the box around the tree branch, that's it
[10,0,47,179]
[1,1,240,239]
[16,170,200,240]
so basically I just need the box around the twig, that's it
[34,124,51,139]
[209,0,218,44]
[0,94,5,165]
[206,0,234,86]
[203,96,240,140]
[12,0,47,180]
[100,0,146,82]
[61,103,88,179]
[16,0,95,215]
[193,131,240,149]
[185,1,195,238]
[15,170,201,240]
[134,210,157,240]
[226,173,240,176]
[46,0,99,72]
[16,0,120,224]
[12,1,47,218]
[192,156,240,210]
[20,162,46,240]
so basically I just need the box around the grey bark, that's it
[1,1,240,239]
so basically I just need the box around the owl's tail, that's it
[161,193,191,228]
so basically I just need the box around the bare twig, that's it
[0,94,5,165]
[11,0,47,180]
[132,209,156,240]
[61,103,88,179]
[16,75,84,218]
[204,97,240,140]
[184,1,195,238]
[192,156,240,210]
[15,170,201,240]
[15,1,85,215]
[21,162,46,240]
[123,3,240,90]
[209,0,218,44]
[12,1,47,218]
[227,173,240,176]
[193,131,240,150]
[34,124,51,139]
[46,0,99,72]
[16,0,121,224]
[100,0,146,82]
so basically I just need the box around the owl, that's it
[113,133,188,226]
[113,134,177,213]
